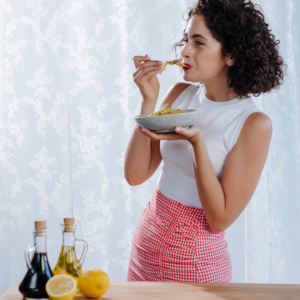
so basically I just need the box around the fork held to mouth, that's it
[160,59,188,73]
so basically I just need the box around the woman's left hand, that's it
[136,125,202,145]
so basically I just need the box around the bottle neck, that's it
[62,230,75,246]
[34,234,47,253]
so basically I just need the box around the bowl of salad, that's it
[134,108,203,133]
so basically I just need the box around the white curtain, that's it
[0,0,299,295]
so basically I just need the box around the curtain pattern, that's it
[0,0,299,295]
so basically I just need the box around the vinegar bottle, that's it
[19,221,53,299]
[53,218,88,284]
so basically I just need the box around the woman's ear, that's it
[226,55,235,66]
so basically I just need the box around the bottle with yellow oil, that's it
[53,218,88,284]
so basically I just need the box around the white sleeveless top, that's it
[157,83,262,208]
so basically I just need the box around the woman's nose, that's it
[181,43,192,59]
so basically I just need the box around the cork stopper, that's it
[63,218,75,232]
[34,220,46,236]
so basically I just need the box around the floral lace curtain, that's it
[0,0,299,295]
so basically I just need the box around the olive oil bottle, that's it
[53,218,88,284]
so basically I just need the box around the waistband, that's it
[149,187,210,229]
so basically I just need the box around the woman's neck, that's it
[202,74,239,102]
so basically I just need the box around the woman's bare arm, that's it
[124,82,191,186]
[191,112,272,232]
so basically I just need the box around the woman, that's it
[124,0,285,283]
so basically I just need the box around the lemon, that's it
[45,274,77,300]
[78,269,109,298]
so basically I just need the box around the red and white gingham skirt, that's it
[127,188,232,282]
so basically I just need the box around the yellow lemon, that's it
[78,269,109,298]
[45,274,77,300]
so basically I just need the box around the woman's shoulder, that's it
[243,112,272,132]
[158,82,198,110]
[171,82,202,95]
[172,81,193,92]
[238,111,272,148]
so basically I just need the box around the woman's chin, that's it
[182,73,200,82]
[182,73,190,81]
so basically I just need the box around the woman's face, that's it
[181,15,230,83]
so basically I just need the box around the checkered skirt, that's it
[127,187,232,282]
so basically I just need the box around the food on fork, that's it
[161,59,188,73]
[149,108,184,117]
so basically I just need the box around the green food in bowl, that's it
[149,108,185,117]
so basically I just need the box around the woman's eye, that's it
[180,39,203,46]
[178,39,188,46]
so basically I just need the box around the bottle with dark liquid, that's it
[19,221,53,299]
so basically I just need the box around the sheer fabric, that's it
[0,0,300,295]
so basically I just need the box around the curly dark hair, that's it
[174,0,286,98]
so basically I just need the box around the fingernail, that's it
[176,127,180,132]
[142,128,145,132]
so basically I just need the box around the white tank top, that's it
[157,82,262,208]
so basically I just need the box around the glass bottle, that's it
[53,218,88,284]
[19,220,53,299]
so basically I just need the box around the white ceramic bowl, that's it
[134,109,203,133]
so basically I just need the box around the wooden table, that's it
[1,281,300,300]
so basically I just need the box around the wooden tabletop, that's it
[1,281,300,300]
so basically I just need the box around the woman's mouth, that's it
[183,63,192,70]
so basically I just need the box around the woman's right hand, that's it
[132,54,163,103]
